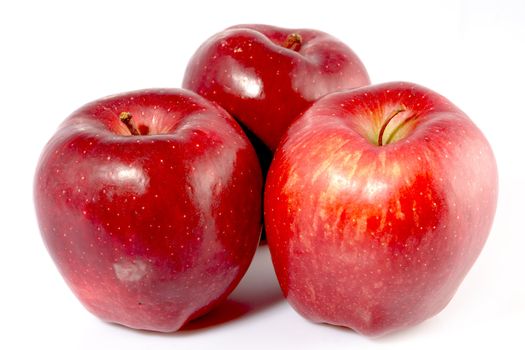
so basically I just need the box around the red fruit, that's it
[264,82,498,336]
[183,24,370,151]
[34,89,262,332]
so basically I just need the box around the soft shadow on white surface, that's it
[180,244,284,332]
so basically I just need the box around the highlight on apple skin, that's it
[183,24,371,152]
[34,89,263,332]
[264,81,498,336]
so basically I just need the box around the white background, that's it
[1,0,524,349]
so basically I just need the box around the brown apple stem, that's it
[378,107,406,146]
[119,112,141,136]
[283,33,302,51]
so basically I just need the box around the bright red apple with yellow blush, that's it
[264,82,498,336]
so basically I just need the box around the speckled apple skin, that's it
[264,82,498,336]
[34,89,262,332]
[183,24,370,151]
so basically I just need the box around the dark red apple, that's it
[183,24,371,152]
[34,89,262,332]
[264,82,498,336]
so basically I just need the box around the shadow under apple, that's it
[178,245,284,333]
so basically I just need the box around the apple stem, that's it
[283,33,302,51]
[119,112,141,136]
[378,107,406,146]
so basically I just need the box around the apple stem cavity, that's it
[378,107,406,146]
[119,112,141,136]
[283,33,303,51]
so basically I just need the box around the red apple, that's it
[182,24,371,152]
[264,82,498,336]
[34,89,262,332]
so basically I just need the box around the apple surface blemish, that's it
[113,259,149,282]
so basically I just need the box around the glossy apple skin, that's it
[34,89,262,332]
[264,82,498,336]
[183,24,370,151]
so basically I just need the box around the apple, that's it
[264,82,498,336]
[34,89,262,332]
[182,24,371,152]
